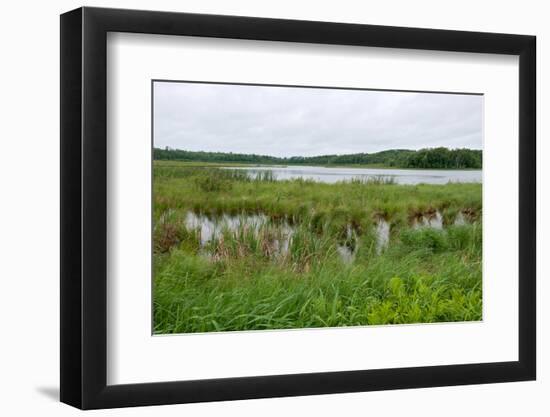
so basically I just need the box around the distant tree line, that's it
[154,147,482,169]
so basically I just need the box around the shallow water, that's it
[376,219,390,253]
[412,211,444,230]
[224,165,481,185]
[336,245,355,264]
[184,212,270,246]
[454,212,466,226]
[183,211,393,264]
[181,210,468,264]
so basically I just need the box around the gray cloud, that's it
[153,81,482,157]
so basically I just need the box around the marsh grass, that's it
[350,175,397,185]
[153,162,482,334]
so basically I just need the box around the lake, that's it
[224,165,482,185]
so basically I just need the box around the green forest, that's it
[153,147,482,169]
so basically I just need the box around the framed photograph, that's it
[60,7,536,409]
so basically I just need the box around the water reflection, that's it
[376,219,390,254]
[183,211,394,264]
[412,211,443,230]
[184,212,269,246]
[224,165,481,185]
[178,209,471,265]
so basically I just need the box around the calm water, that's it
[225,165,481,185]
[180,209,461,264]
[183,211,389,263]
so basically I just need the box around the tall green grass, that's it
[153,162,482,334]
[153,161,481,227]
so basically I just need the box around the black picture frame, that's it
[60,6,536,410]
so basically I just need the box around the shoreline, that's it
[153,160,482,172]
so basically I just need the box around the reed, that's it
[153,162,482,333]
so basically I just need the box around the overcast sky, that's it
[153,81,482,157]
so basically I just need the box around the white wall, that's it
[0,0,545,415]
